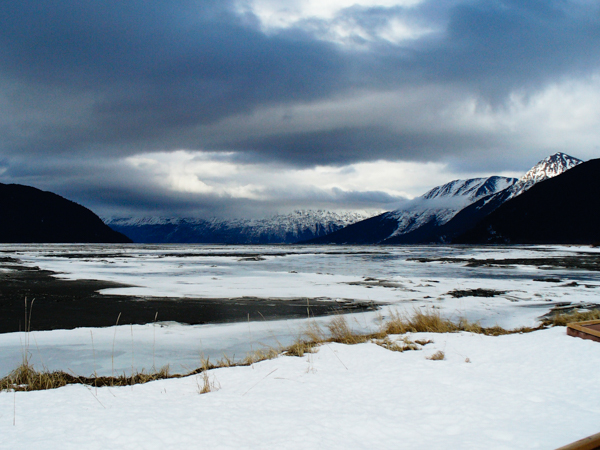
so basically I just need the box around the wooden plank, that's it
[556,432,600,450]
[567,320,600,343]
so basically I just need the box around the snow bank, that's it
[1,327,598,449]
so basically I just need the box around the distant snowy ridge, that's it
[104,210,378,244]
[105,216,192,226]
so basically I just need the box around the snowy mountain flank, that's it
[104,210,376,244]
[309,152,583,245]
[386,175,517,238]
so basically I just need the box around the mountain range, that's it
[307,152,584,245]
[103,210,375,244]
[307,175,518,245]
[105,152,590,245]
[0,152,592,244]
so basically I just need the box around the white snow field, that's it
[1,244,599,449]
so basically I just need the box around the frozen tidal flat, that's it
[1,244,600,449]
[0,243,599,376]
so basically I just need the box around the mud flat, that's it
[0,258,378,333]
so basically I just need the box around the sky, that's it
[0,0,599,219]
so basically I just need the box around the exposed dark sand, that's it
[39,250,386,259]
[408,254,600,272]
[0,258,379,334]
[446,288,508,298]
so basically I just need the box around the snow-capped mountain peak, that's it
[507,152,583,199]
[519,152,582,184]
[379,153,581,241]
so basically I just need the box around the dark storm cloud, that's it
[0,153,242,217]
[293,0,600,97]
[0,0,598,163]
[0,0,346,156]
[70,183,233,218]
[43,167,404,219]
[413,0,600,95]
[222,125,507,167]
[232,0,600,167]
[0,0,599,217]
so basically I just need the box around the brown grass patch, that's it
[197,360,219,394]
[327,315,372,344]
[284,341,317,357]
[427,351,445,361]
[541,308,600,327]
[0,361,173,392]
[384,308,541,336]
[241,347,280,366]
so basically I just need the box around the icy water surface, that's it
[4,243,600,306]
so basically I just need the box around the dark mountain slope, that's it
[306,176,516,245]
[380,216,444,244]
[455,159,600,244]
[0,184,131,243]
[306,212,399,244]
[396,189,514,244]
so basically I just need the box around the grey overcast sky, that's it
[1,0,599,218]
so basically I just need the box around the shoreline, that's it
[0,260,380,334]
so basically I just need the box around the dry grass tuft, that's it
[282,316,381,356]
[0,362,174,392]
[384,308,541,336]
[197,359,219,394]
[327,316,371,344]
[541,309,600,327]
[198,372,212,394]
[385,309,453,334]
[284,341,317,357]
[0,362,71,392]
[217,354,234,367]
[376,336,421,352]
[427,351,445,361]
[242,347,280,366]
[304,320,325,343]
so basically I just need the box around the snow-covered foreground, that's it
[1,244,599,448]
[1,327,598,449]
